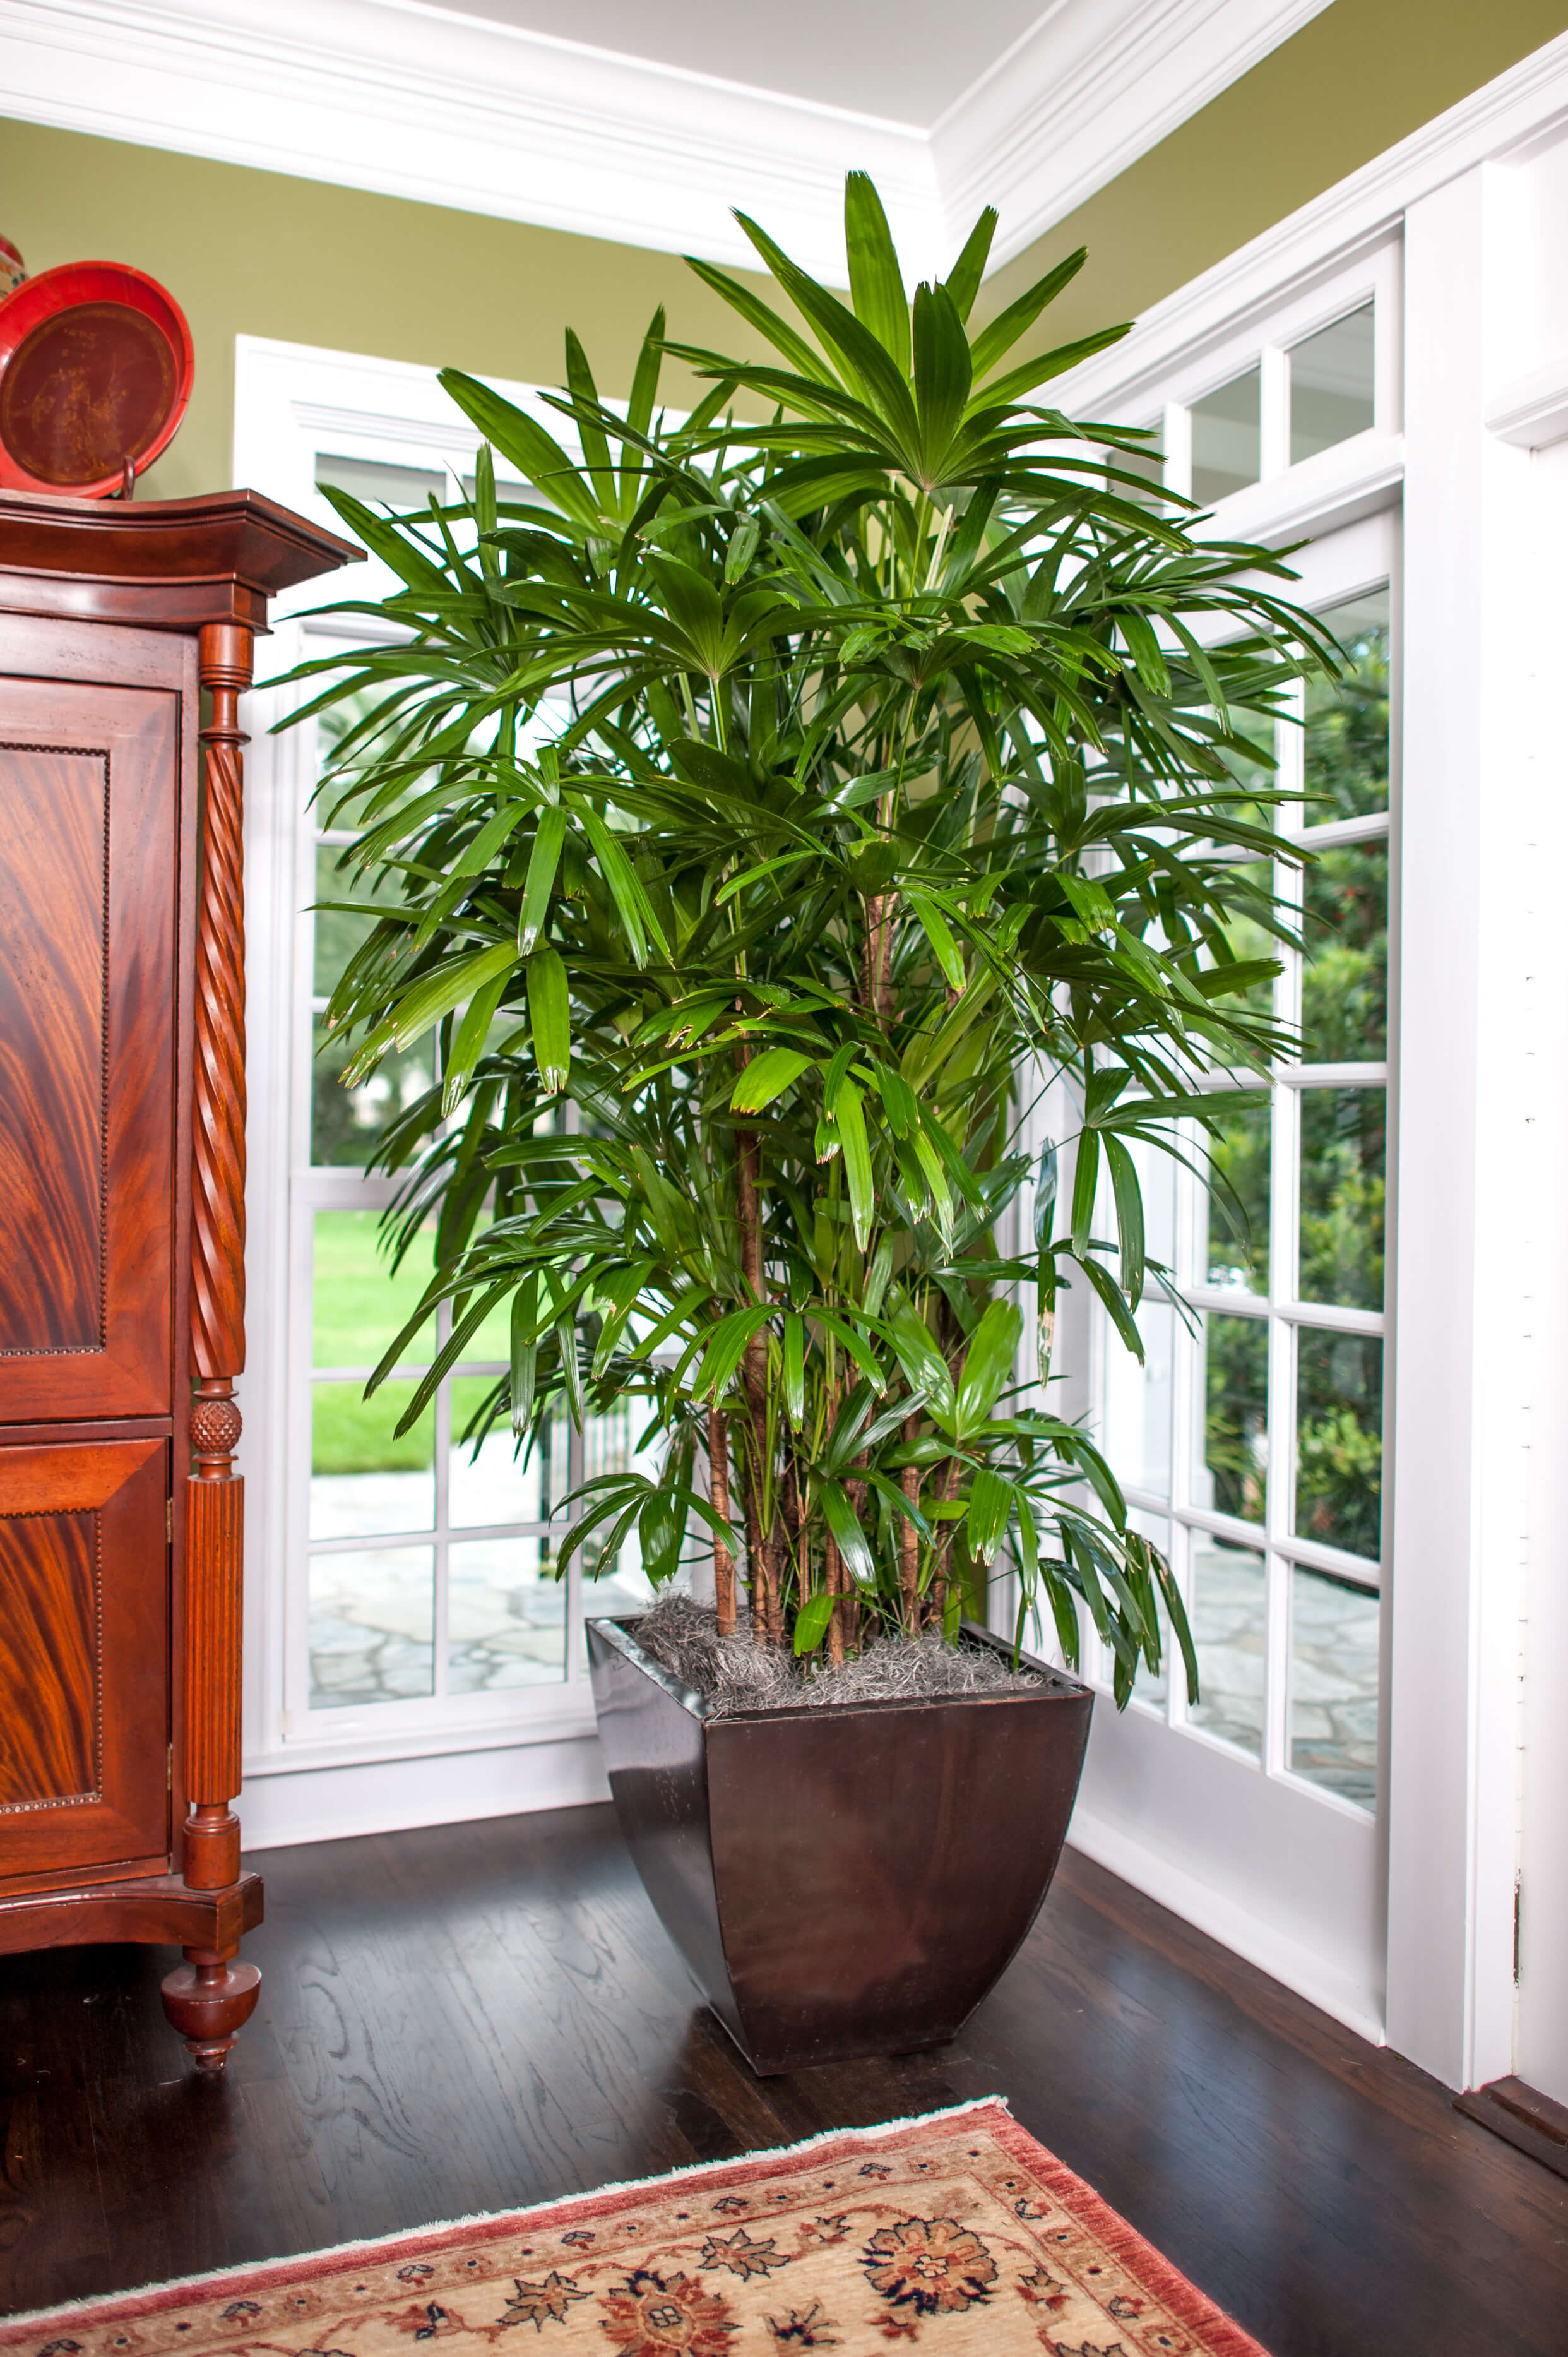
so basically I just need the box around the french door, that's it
[1074,511,1396,2035]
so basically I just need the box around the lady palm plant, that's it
[289,175,1333,1701]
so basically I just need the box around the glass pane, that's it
[316,453,446,511]
[1299,1089,1385,1310]
[1220,720,1280,832]
[448,1536,567,1692]
[455,1259,516,1366]
[309,1545,434,1707]
[1199,1312,1269,1523]
[1205,1096,1270,1292]
[1295,1329,1382,1560]
[579,1397,679,1608]
[314,1210,434,1369]
[1108,423,1163,505]
[1131,1508,1171,1710]
[1289,306,1375,465]
[451,1380,565,1528]
[1187,1535,1266,1756]
[1302,838,1387,1063]
[1100,1140,1174,1499]
[582,1393,662,1493]
[1102,1301,1174,1500]
[311,1380,434,1539]
[312,1016,434,1167]
[1304,588,1389,823]
[1209,860,1278,1026]
[1191,366,1261,504]
[314,841,420,998]
[1127,1130,1176,1271]
[1290,1566,1379,1808]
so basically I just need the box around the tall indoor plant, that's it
[290,177,1332,2066]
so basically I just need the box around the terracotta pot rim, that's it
[586,1610,1091,1726]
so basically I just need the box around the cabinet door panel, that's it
[0,1439,168,1878]
[0,681,176,1416]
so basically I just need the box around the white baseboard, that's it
[239,1730,610,1851]
[1067,1805,1387,2049]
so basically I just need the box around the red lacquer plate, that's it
[0,260,194,496]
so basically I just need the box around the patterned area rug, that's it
[2,2100,1269,2356]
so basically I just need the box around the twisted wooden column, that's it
[161,619,259,2070]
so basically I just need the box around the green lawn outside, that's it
[313,1378,433,1476]
[311,1212,513,1475]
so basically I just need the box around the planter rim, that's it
[586,1611,1090,1727]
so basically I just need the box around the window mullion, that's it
[566,1412,586,1684]
[1265,689,1305,1778]
[1265,1123,1298,1779]
[1168,1119,1199,1728]
[433,1297,452,1698]
[1161,399,1191,503]
[287,736,324,1733]
[1259,345,1290,480]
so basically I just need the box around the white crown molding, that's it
[934,0,1334,270]
[0,0,1324,287]
[1054,28,1568,418]
[0,0,939,284]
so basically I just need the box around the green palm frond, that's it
[280,176,1340,1693]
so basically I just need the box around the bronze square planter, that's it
[586,1614,1093,2076]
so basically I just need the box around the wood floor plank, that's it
[0,1808,1562,2355]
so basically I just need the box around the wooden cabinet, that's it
[0,489,355,2069]
[0,679,175,1416]
[0,1440,169,1877]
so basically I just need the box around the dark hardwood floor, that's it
[3,1806,1565,2353]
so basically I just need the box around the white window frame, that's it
[1059,251,1409,2039]
[1047,43,1568,2097]
[287,669,597,1749]
[234,339,632,1830]
[1091,512,1399,1799]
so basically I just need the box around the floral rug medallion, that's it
[3,2100,1270,2356]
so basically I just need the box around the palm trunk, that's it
[734,1056,780,1644]
[899,1410,921,1635]
[709,1406,735,1636]
[931,1455,963,1632]
[824,1531,845,1666]
[784,1450,805,1638]
[924,1296,970,1637]
[843,1455,869,1652]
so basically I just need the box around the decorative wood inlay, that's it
[0,742,109,1356]
[0,1508,100,1810]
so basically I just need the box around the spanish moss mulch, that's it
[622,1591,1043,1717]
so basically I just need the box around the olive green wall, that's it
[989,0,1568,347]
[0,122,771,497]
[1,0,1565,494]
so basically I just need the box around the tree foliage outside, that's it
[285,174,1338,1704]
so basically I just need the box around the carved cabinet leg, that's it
[169,618,258,2069]
[160,1945,262,2073]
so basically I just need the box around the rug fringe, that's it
[0,2096,1011,2335]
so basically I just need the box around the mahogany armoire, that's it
[0,488,356,2069]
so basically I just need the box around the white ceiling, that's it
[0,0,1334,284]
[410,0,1051,128]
